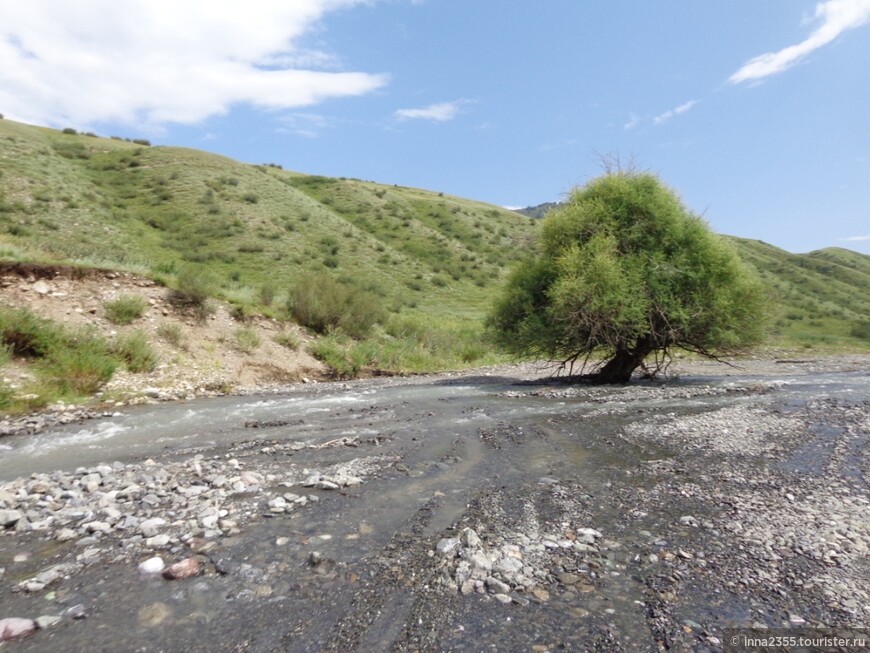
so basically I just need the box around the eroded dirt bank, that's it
[0,357,867,652]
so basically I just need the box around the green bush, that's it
[287,272,386,338]
[39,333,116,395]
[489,170,767,382]
[273,331,301,350]
[234,327,261,353]
[104,294,148,325]
[851,321,870,341]
[157,322,186,349]
[169,266,216,320]
[0,306,64,357]
[111,330,158,372]
[310,336,367,379]
[0,341,12,367]
[0,382,13,410]
[258,283,276,307]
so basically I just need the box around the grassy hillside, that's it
[0,119,544,382]
[0,119,536,318]
[1,117,868,369]
[728,238,870,349]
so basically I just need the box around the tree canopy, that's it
[488,171,767,382]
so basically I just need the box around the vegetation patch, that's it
[157,322,186,349]
[168,266,217,321]
[0,306,156,412]
[104,294,148,325]
[111,330,158,372]
[273,331,301,350]
[233,326,262,354]
[288,272,386,339]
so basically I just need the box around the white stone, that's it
[138,557,166,575]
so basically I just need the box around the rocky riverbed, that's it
[0,357,867,651]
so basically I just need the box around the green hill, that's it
[0,119,535,320]
[728,238,870,349]
[1,117,868,362]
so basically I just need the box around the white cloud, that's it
[623,113,640,130]
[729,0,870,84]
[0,1,389,128]
[653,100,698,125]
[394,100,469,122]
[840,234,870,241]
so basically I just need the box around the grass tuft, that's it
[111,330,158,372]
[233,326,261,354]
[104,294,148,325]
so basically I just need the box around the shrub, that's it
[234,327,261,354]
[310,336,367,379]
[0,382,13,410]
[104,294,148,325]
[40,333,116,395]
[258,283,276,307]
[62,127,78,135]
[273,331,301,350]
[287,272,386,338]
[851,321,870,341]
[111,330,158,372]
[0,342,11,367]
[169,266,216,321]
[157,322,186,349]
[242,193,259,204]
[0,306,62,357]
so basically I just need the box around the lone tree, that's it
[489,171,767,383]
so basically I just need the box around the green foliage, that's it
[851,321,870,341]
[258,282,276,307]
[169,266,216,320]
[104,294,148,325]
[38,331,117,395]
[111,330,158,372]
[233,326,262,353]
[273,331,301,350]
[490,172,768,381]
[0,382,13,411]
[0,306,66,357]
[157,322,186,349]
[0,307,162,409]
[310,335,367,379]
[288,272,387,338]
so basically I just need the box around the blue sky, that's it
[1,1,868,254]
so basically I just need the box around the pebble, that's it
[64,604,87,620]
[138,556,166,575]
[34,615,62,630]
[162,557,201,580]
[436,537,460,555]
[145,534,171,548]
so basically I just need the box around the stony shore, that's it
[0,355,867,651]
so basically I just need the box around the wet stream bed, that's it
[0,362,868,652]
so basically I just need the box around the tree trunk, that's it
[595,338,654,384]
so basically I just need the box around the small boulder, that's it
[138,557,166,575]
[0,617,36,641]
[163,557,201,580]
